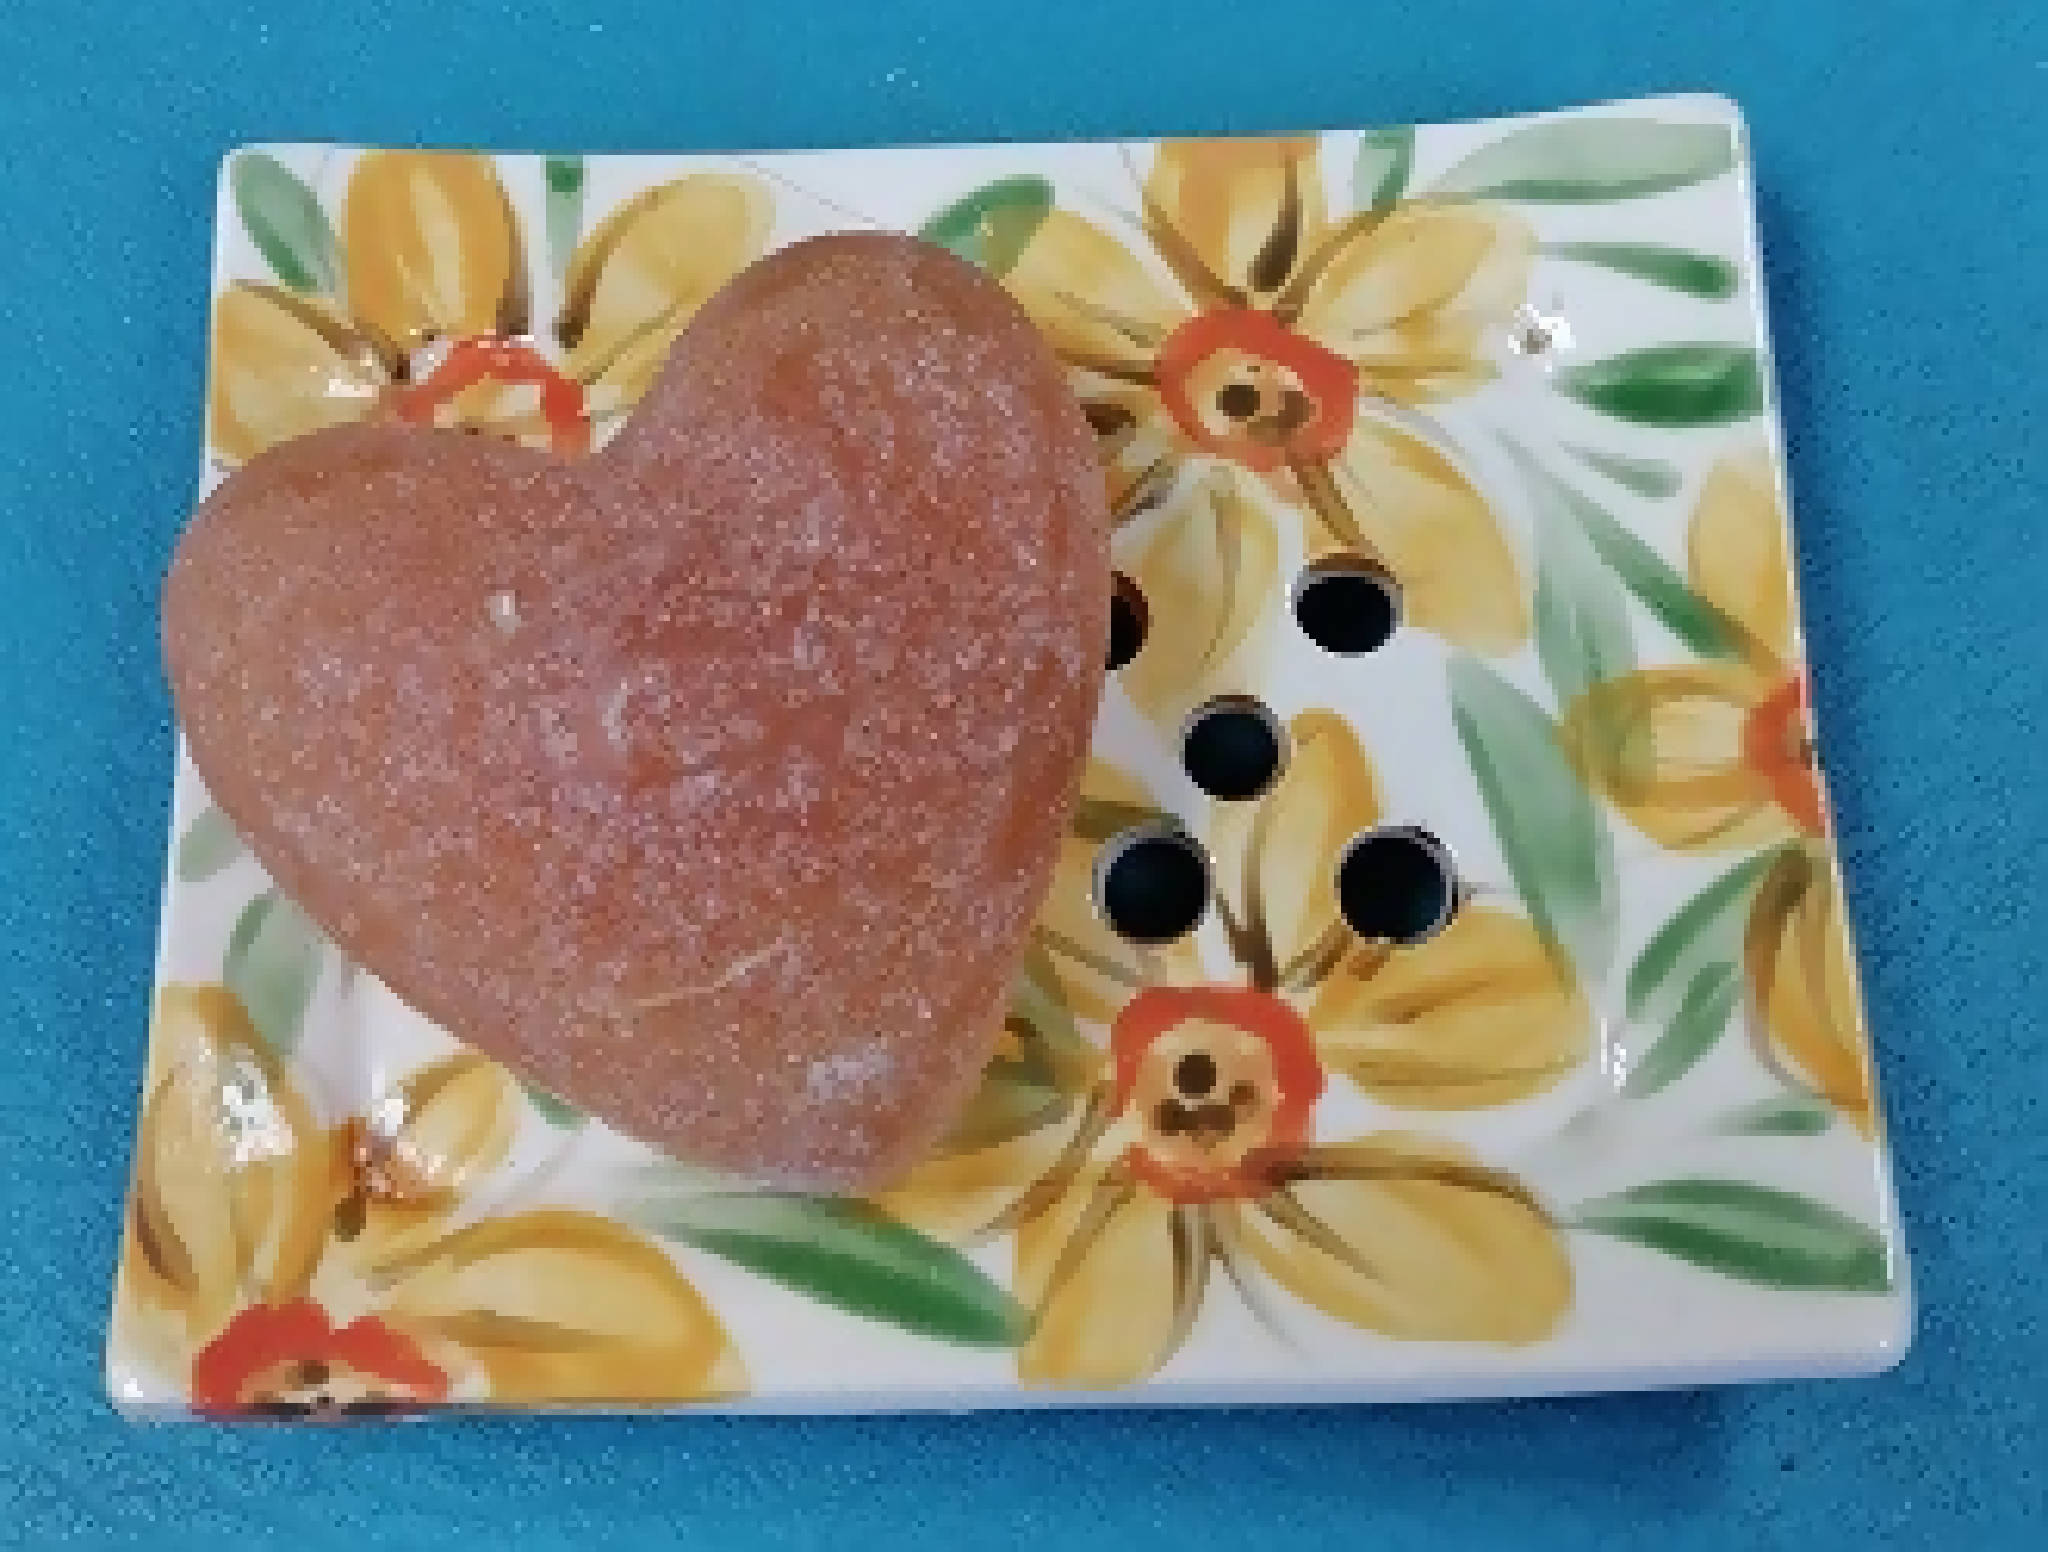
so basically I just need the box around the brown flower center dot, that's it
[1174,1050,1218,1098]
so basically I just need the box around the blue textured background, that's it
[2,1,2042,1546]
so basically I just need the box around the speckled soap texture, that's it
[163,234,1108,1191]
[111,94,1911,1421]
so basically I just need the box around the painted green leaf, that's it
[1353,125,1415,211]
[1626,961,1742,1097]
[631,1192,1029,1347]
[1576,1179,1891,1292]
[1449,657,1617,976]
[543,155,586,280]
[1621,848,1784,1096]
[1545,241,1740,300]
[1431,118,1736,202]
[223,890,325,1055]
[1565,442,1682,500]
[1525,456,1636,710]
[175,805,243,883]
[1566,484,1746,659]
[1557,344,1764,427]
[919,176,1055,279]
[1719,1094,1835,1137]
[231,152,339,295]
[522,1081,584,1128]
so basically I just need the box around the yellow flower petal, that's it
[1564,665,1789,852]
[208,284,385,464]
[1688,448,1796,663]
[1039,761,1195,1025]
[343,153,524,354]
[1017,1171,1194,1387]
[1234,1134,1570,1342]
[1298,419,1526,652]
[1211,711,1384,987]
[1295,199,1532,404]
[1080,387,1181,525]
[379,1210,744,1403]
[1119,470,1282,733]
[1308,907,1590,1107]
[877,1101,1095,1243]
[383,1054,519,1198]
[561,174,773,409]
[1145,137,1328,301]
[115,986,331,1354]
[351,1054,519,1269]
[1003,208,1182,379]
[1746,848,1877,1134]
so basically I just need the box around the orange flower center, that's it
[1155,309,1358,473]
[191,1299,449,1418]
[1742,674,1827,835]
[1111,985,1325,1204]
[388,335,591,456]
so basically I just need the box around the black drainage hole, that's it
[1293,557,1401,655]
[1107,573,1149,671]
[1181,696,1287,801]
[1336,826,1460,946]
[1094,825,1210,945]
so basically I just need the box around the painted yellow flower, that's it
[1563,451,1878,1132]
[1002,136,1534,651]
[111,985,742,1415]
[209,153,770,462]
[883,713,1588,1387]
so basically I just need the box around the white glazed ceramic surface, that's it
[110,95,1908,1419]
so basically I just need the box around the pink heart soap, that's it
[164,233,1110,1189]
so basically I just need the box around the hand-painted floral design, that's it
[999,137,1533,651]
[111,985,743,1415]
[121,108,1910,1414]
[1562,451,1878,1130]
[882,710,1590,1387]
[209,153,770,462]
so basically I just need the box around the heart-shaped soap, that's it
[165,233,1109,1189]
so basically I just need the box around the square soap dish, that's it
[111,94,1909,1418]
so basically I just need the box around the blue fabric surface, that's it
[1,1,2042,1545]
